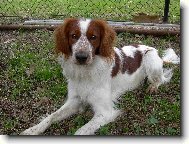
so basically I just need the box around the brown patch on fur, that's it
[121,50,143,74]
[54,18,79,58]
[111,52,121,77]
[90,19,116,60]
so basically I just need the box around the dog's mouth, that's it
[75,59,93,65]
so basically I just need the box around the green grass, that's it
[0,30,180,135]
[1,0,180,23]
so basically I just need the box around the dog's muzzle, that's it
[75,51,89,64]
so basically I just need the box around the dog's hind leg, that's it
[20,97,81,135]
[143,48,180,93]
[143,49,172,94]
[144,48,179,94]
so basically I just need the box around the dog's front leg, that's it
[20,97,81,135]
[75,90,120,135]
[74,113,112,135]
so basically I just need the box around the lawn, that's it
[0,30,180,135]
[1,0,180,23]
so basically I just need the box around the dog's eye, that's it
[72,34,78,39]
[90,35,97,40]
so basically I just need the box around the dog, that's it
[21,18,180,135]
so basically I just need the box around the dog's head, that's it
[54,18,116,65]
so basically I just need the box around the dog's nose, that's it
[75,52,88,64]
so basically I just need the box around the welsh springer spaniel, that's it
[21,18,179,135]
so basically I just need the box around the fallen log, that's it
[23,19,180,28]
[0,24,180,36]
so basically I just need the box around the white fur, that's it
[79,19,91,34]
[20,20,179,135]
[121,46,136,57]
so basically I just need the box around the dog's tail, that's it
[162,48,180,64]
[161,48,180,84]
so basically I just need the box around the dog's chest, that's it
[69,78,101,103]
[59,56,112,102]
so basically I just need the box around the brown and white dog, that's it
[21,18,180,135]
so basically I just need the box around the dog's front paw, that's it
[74,127,94,135]
[74,129,85,135]
[20,126,40,135]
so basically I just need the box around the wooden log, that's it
[23,19,180,28]
[0,24,180,36]
[24,20,64,25]
[0,25,56,31]
[112,25,180,36]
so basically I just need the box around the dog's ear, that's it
[54,18,77,58]
[94,20,116,60]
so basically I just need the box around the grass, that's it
[1,0,180,23]
[0,30,180,135]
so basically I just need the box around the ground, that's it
[0,30,180,135]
